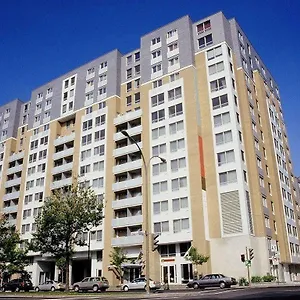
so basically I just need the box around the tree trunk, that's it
[65,257,70,291]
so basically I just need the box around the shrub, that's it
[251,276,262,283]
[239,277,249,286]
[262,274,276,282]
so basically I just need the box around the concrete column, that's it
[69,262,73,285]
[54,265,59,281]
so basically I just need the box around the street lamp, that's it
[121,130,166,294]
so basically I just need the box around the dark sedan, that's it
[187,273,236,289]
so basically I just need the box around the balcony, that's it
[53,148,74,160]
[8,151,24,162]
[114,110,142,126]
[114,125,142,141]
[50,177,73,190]
[3,191,20,201]
[112,234,143,247]
[112,195,143,210]
[112,215,143,228]
[7,219,17,226]
[6,164,23,175]
[4,177,21,188]
[3,205,18,214]
[54,132,75,146]
[52,162,73,175]
[112,177,142,192]
[113,142,143,157]
[113,159,142,174]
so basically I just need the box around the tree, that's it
[185,246,209,279]
[109,247,127,283]
[0,215,28,283]
[31,183,103,291]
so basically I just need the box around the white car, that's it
[35,280,65,292]
[121,277,161,292]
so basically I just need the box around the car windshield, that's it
[219,274,225,278]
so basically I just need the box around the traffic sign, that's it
[245,260,251,267]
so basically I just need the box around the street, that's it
[1,286,300,299]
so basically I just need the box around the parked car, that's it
[72,276,109,292]
[187,273,237,289]
[121,277,161,292]
[1,278,33,292]
[35,280,65,292]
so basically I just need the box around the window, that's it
[208,62,224,75]
[262,196,267,207]
[126,68,132,79]
[86,79,94,88]
[217,150,235,166]
[94,130,105,142]
[99,73,107,83]
[171,157,186,172]
[93,177,104,188]
[153,200,168,215]
[169,120,184,135]
[151,93,164,107]
[215,130,232,145]
[171,177,187,191]
[153,181,168,194]
[170,138,185,152]
[168,87,182,100]
[30,140,38,150]
[219,170,237,185]
[40,136,48,145]
[71,76,75,85]
[94,145,105,156]
[168,43,178,52]
[82,119,93,131]
[87,67,95,75]
[93,161,104,172]
[257,156,262,168]
[98,87,106,95]
[213,112,230,127]
[86,106,93,114]
[169,103,183,118]
[153,79,162,88]
[264,216,270,228]
[167,29,177,38]
[135,52,140,62]
[152,143,166,156]
[173,218,189,233]
[152,126,166,140]
[259,176,264,187]
[100,61,107,69]
[82,134,92,146]
[37,93,43,99]
[38,150,47,160]
[154,221,169,234]
[152,37,161,45]
[212,94,228,109]
[81,149,92,161]
[152,161,167,176]
[168,56,179,66]
[210,77,226,92]
[134,78,140,89]
[172,197,188,212]
[152,109,165,123]
[126,96,132,106]
[152,50,161,59]
[95,115,106,126]
[196,20,211,34]
[126,55,132,65]
[126,82,132,92]
[152,64,162,73]
[170,72,179,82]
[207,46,222,60]
[37,163,46,173]
[198,34,213,48]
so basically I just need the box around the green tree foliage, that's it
[31,183,103,290]
[185,246,209,269]
[0,215,28,280]
[109,247,127,282]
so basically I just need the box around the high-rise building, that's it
[1,11,300,286]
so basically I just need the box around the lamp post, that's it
[121,130,166,294]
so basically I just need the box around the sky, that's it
[0,0,299,172]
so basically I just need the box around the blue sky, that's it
[0,0,299,173]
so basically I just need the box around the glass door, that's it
[161,265,177,284]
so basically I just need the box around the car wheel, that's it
[35,287,40,292]
[193,283,199,289]
[50,286,55,292]
[219,281,226,289]
[92,285,99,292]
[15,287,20,292]
[123,285,129,292]
[74,285,80,292]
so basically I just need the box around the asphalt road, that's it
[0,286,300,299]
